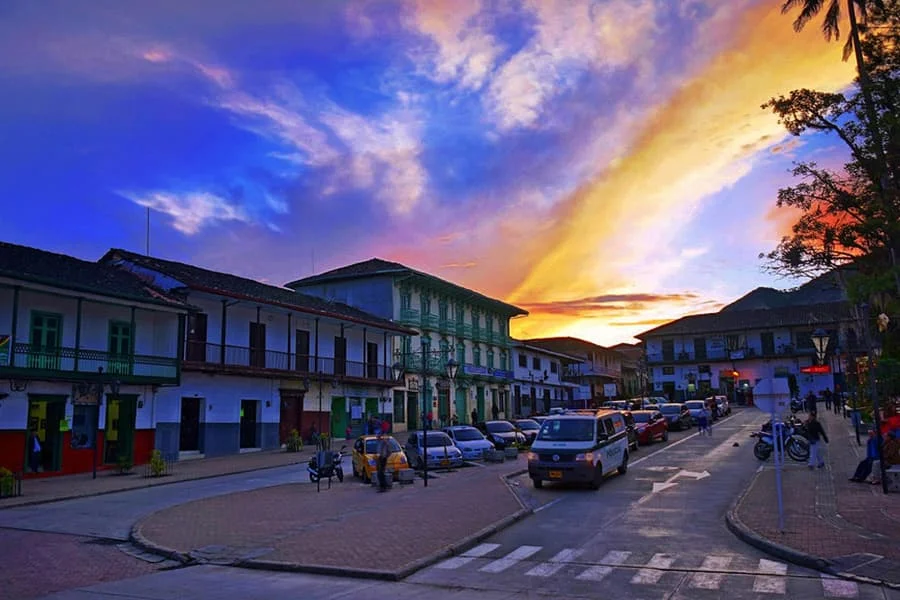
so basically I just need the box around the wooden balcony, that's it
[1,343,179,384]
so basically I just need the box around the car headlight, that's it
[400,455,407,464]
[575,452,594,462]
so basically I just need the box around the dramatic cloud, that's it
[121,191,253,234]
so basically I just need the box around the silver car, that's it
[443,426,495,460]
[405,431,463,470]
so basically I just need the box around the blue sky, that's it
[0,0,858,345]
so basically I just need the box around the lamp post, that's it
[811,328,830,366]
[392,350,457,488]
[76,367,120,480]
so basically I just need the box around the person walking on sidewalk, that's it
[850,429,880,482]
[375,433,391,493]
[805,412,829,469]
[823,388,832,411]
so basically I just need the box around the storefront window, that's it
[71,404,98,449]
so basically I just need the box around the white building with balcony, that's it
[521,337,624,406]
[510,340,580,416]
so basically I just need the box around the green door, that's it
[107,321,133,376]
[455,388,467,424]
[104,395,137,464]
[330,397,347,440]
[406,392,418,430]
[476,386,485,423]
[365,397,379,421]
[28,312,62,370]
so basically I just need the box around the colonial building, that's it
[510,340,580,416]
[636,272,862,403]
[522,337,623,405]
[611,342,648,399]
[0,242,189,477]
[286,259,527,429]
[102,250,415,456]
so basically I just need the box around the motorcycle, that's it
[307,445,346,491]
[790,397,804,414]
[751,422,809,462]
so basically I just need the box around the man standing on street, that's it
[806,412,829,469]
[471,408,478,425]
[376,433,391,493]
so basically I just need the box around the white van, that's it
[527,409,629,489]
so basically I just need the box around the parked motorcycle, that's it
[790,397,804,414]
[751,422,809,462]
[307,445,346,491]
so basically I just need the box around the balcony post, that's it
[176,313,185,383]
[287,313,292,371]
[383,331,388,381]
[74,297,83,372]
[9,286,19,366]
[314,317,319,374]
[362,327,367,378]
[129,306,136,372]
[220,300,227,365]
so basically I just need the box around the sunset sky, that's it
[0,0,858,346]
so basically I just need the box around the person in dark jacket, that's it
[806,412,829,469]
[805,391,817,414]
[850,429,880,482]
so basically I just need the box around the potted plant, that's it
[0,468,16,498]
[148,449,167,478]
[285,429,303,452]
[116,454,134,475]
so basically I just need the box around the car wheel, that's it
[532,478,543,489]
[590,463,603,490]
[618,451,629,475]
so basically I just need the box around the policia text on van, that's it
[527,409,630,489]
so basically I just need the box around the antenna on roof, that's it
[311,248,316,275]
[145,207,150,256]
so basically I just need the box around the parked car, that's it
[404,431,463,470]
[531,415,550,426]
[351,435,410,482]
[659,403,693,431]
[442,425,495,460]
[684,400,708,421]
[602,400,630,411]
[707,395,731,416]
[643,403,660,412]
[479,420,527,449]
[630,410,669,444]
[514,419,542,444]
[621,411,640,451]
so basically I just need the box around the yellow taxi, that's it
[351,435,410,482]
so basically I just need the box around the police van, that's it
[527,409,629,489]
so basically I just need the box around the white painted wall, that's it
[155,372,280,425]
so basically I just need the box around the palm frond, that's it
[786,0,826,32]
[842,34,854,61]
[822,0,842,41]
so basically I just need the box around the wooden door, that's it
[295,329,310,372]
[366,342,379,378]
[186,313,208,362]
[240,400,258,448]
[180,398,201,451]
[279,392,303,443]
[249,322,266,367]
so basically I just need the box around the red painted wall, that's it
[134,429,155,465]
[61,431,105,475]
[0,430,26,472]
[304,411,329,441]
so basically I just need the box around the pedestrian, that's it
[805,391,817,414]
[376,433,391,493]
[29,430,41,473]
[471,408,478,425]
[697,408,709,436]
[492,402,500,421]
[823,388,832,411]
[381,418,390,434]
[850,430,880,482]
[805,412,829,469]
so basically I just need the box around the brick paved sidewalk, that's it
[0,447,317,509]
[730,409,900,587]
[134,460,528,579]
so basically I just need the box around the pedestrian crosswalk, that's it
[431,544,862,597]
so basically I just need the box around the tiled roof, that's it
[521,337,611,356]
[102,250,416,334]
[286,257,527,317]
[636,301,852,339]
[0,241,188,309]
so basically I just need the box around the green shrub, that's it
[0,467,14,496]
[116,455,133,474]
[286,429,303,452]
[149,449,166,477]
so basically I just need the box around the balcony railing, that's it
[399,308,420,326]
[562,364,621,380]
[2,343,178,382]
[420,313,440,330]
[183,341,391,381]
[644,344,845,364]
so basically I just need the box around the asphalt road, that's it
[10,409,900,599]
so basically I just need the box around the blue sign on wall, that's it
[463,365,513,379]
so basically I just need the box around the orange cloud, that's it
[506,1,855,346]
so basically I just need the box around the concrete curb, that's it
[726,466,900,590]
[1,456,308,510]
[131,466,534,581]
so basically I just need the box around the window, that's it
[472,313,480,329]
[456,306,465,325]
[550,362,558,374]
[440,339,450,363]
[693,337,707,360]
[249,322,266,368]
[761,332,775,355]
[439,301,448,321]
[28,311,62,370]
[500,353,507,371]
[532,357,541,370]
[486,315,493,333]
[334,336,347,375]
[400,292,411,310]
[726,334,741,350]
[108,320,133,375]
[663,366,675,375]
[421,296,431,315]
[71,404,98,449]
[393,390,405,423]
[487,349,494,369]
[456,343,465,366]
[473,346,481,367]
[661,340,674,361]
[295,329,311,371]
[518,354,527,368]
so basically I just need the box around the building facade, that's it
[510,340,580,416]
[611,342,649,399]
[522,337,623,405]
[286,259,527,430]
[103,250,415,457]
[0,242,188,477]
[636,274,863,403]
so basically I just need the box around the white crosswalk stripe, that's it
[753,558,788,594]
[689,555,733,590]
[821,574,859,598]
[435,543,500,570]
[631,553,675,585]
[479,545,543,574]
[575,550,631,582]
[526,548,584,577]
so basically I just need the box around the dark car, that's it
[513,419,541,444]
[479,420,527,449]
[621,411,640,451]
[659,403,693,431]
[630,410,669,444]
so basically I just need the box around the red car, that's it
[631,410,669,444]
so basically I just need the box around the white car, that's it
[443,426,495,460]
[684,400,708,420]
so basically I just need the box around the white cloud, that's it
[122,191,253,235]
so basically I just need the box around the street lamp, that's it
[811,328,830,365]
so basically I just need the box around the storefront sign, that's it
[0,334,9,366]
[800,365,831,374]
[463,365,514,379]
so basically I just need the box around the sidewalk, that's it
[728,408,900,588]
[132,460,530,580]
[0,447,319,509]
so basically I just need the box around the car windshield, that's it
[537,419,595,442]
[685,401,705,410]
[631,412,653,423]
[452,428,484,441]
[515,420,540,430]
[660,405,682,414]
[486,421,515,433]
[365,439,401,454]
[424,433,453,447]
